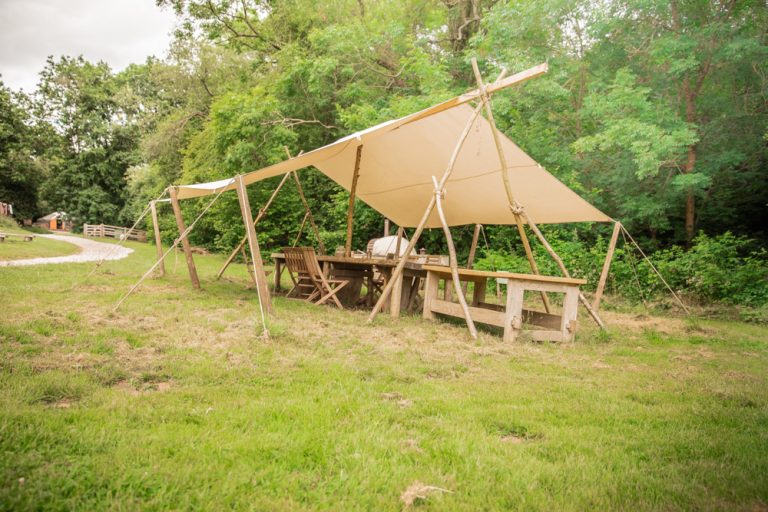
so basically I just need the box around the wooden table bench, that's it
[0,233,35,242]
[421,265,587,342]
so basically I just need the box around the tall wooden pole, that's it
[345,145,364,257]
[149,200,165,277]
[168,186,200,289]
[470,59,551,314]
[368,102,486,323]
[432,176,478,338]
[235,175,273,316]
[593,221,622,312]
[384,219,390,237]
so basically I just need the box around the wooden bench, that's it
[421,265,587,343]
[0,233,35,242]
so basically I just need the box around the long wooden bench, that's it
[0,233,35,242]
[422,265,587,343]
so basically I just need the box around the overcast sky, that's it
[0,0,177,93]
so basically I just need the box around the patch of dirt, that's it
[500,434,525,444]
[400,481,452,508]
[402,439,423,453]
[114,379,172,395]
[52,399,72,409]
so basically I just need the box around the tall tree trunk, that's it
[682,75,698,245]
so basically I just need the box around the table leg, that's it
[274,260,282,292]
[444,278,453,301]
[472,279,486,306]
[561,286,580,342]
[390,270,403,318]
[423,271,438,320]
[504,282,524,342]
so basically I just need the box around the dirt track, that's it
[0,234,133,267]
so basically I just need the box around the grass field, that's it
[0,218,79,261]
[1,240,766,510]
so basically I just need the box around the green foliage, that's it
[475,230,768,310]
[0,82,43,220]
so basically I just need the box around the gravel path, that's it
[0,234,133,267]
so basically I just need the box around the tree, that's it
[0,81,44,220]
[34,56,142,225]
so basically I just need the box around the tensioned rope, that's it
[621,228,649,308]
[113,185,229,312]
[621,225,690,314]
[72,188,168,290]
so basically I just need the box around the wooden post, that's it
[216,171,292,279]
[462,223,482,295]
[470,58,552,314]
[395,226,403,259]
[150,200,165,277]
[168,186,200,289]
[384,219,390,237]
[291,172,325,254]
[593,221,621,312]
[368,101,486,323]
[345,145,364,257]
[432,176,478,338]
[234,175,273,315]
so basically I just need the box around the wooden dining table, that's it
[270,252,434,316]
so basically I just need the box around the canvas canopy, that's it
[175,84,610,229]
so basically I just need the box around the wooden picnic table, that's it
[421,265,587,342]
[271,252,432,316]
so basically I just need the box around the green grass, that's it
[0,240,766,510]
[0,218,79,261]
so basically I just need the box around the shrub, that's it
[475,230,768,309]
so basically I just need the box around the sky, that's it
[0,0,177,93]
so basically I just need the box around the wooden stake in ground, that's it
[345,145,364,257]
[470,58,552,314]
[432,176,478,338]
[149,200,165,278]
[593,221,622,312]
[235,174,273,318]
[169,186,200,289]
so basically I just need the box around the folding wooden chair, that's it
[282,247,349,308]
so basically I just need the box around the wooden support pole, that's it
[368,101,486,323]
[293,211,309,247]
[291,172,325,254]
[470,58,552,314]
[395,226,403,259]
[523,214,605,329]
[462,223,481,294]
[234,175,273,316]
[345,145,364,257]
[432,176,478,338]
[384,219,390,237]
[149,200,165,278]
[593,221,622,312]
[216,171,292,280]
[168,186,200,289]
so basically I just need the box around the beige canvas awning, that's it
[175,87,610,228]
